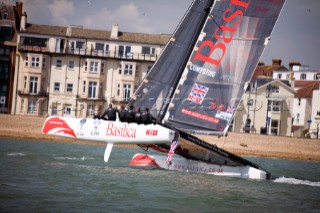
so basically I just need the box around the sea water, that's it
[0,138,319,213]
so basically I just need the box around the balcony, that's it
[18,44,159,62]
[18,90,49,97]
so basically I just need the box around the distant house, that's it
[233,78,294,136]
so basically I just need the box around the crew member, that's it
[101,104,117,121]
[126,105,135,123]
[134,107,143,124]
[117,105,127,122]
[141,107,155,124]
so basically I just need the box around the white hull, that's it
[130,153,267,180]
[42,116,175,144]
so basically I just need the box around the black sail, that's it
[128,0,214,120]
[165,0,285,135]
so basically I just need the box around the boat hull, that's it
[130,153,267,180]
[42,116,175,144]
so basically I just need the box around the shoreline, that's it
[0,114,319,162]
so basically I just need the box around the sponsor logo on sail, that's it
[192,0,251,69]
[182,108,219,123]
[106,123,136,138]
[189,63,216,78]
[188,83,209,104]
[146,129,158,136]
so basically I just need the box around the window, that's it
[42,58,46,68]
[298,98,301,106]
[119,45,131,58]
[317,111,320,116]
[29,77,38,94]
[20,99,24,113]
[270,120,279,135]
[124,64,133,75]
[118,63,122,74]
[117,84,120,96]
[101,62,105,74]
[51,103,58,115]
[99,83,103,97]
[25,56,29,67]
[296,113,300,123]
[23,76,27,89]
[0,26,13,41]
[271,85,279,93]
[95,43,109,52]
[71,41,85,50]
[142,46,155,55]
[54,82,60,92]
[277,73,281,79]
[147,65,152,73]
[300,73,306,80]
[68,60,74,70]
[64,105,72,116]
[123,84,131,101]
[82,81,86,93]
[272,101,281,112]
[56,59,62,69]
[3,12,8,19]
[67,84,73,92]
[90,61,98,73]
[87,104,95,116]
[31,56,40,68]
[84,61,87,72]
[88,81,97,98]
[28,99,37,113]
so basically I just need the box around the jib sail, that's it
[128,0,214,120]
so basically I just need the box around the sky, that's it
[3,0,320,70]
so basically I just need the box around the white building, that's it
[12,18,170,117]
[233,78,294,136]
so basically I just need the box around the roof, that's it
[252,63,288,79]
[295,82,320,98]
[21,23,171,46]
[294,80,320,88]
[0,4,18,43]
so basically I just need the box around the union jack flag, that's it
[188,83,209,104]
[226,106,235,114]
[166,140,179,166]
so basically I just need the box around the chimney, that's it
[258,61,265,66]
[110,24,119,39]
[289,61,301,71]
[272,58,282,66]
[15,2,23,20]
[20,12,27,31]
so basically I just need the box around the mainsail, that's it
[129,0,285,171]
[130,0,285,135]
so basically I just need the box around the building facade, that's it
[0,2,23,113]
[233,78,294,136]
[13,19,170,117]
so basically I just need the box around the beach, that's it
[0,114,319,161]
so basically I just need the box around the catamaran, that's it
[42,0,285,180]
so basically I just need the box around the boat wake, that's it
[53,156,95,161]
[273,176,320,187]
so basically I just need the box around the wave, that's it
[273,176,320,187]
[7,153,25,156]
[53,156,95,161]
